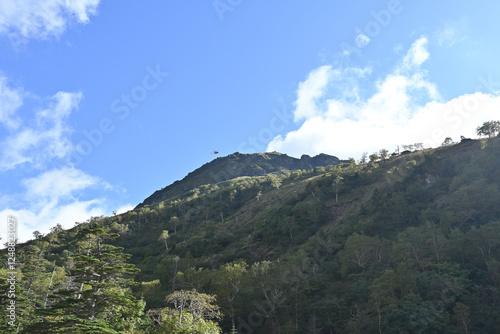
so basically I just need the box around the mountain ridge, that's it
[5,136,500,332]
[136,151,344,208]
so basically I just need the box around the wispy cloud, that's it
[22,167,105,202]
[355,34,370,48]
[0,166,132,244]
[294,66,372,122]
[435,17,468,47]
[0,166,110,244]
[0,76,22,129]
[0,77,130,244]
[401,37,430,70]
[0,0,100,41]
[267,37,500,159]
[0,90,81,171]
[393,43,403,54]
[294,66,332,121]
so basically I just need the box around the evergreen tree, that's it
[22,222,145,333]
[0,269,35,333]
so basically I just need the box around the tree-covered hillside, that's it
[137,152,343,207]
[2,136,500,333]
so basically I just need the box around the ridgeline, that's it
[4,137,500,333]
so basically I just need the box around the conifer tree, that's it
[0,269,35,333]
[22,222,145,333]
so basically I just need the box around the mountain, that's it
[4,137,500,333]
[137,151,344,207]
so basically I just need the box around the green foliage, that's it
[149,289,222,333]
[339,233,386,275]
[214,261,247,328]
[21,221,145,333]
[442,137,455,146]
[476,120,500,138]
[6,136,500,332]
[156,312,221,334]
[267,174,282,189]
[158,230,170,250]
[333,175,344,203]
[379,148,389,160]
[369,152,379,163]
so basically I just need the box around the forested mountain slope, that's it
[137,152,343,207]
[3,137,500,333]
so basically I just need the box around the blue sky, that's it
[1,0,500,243]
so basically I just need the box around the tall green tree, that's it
[333,175,344,203]
[159,230,170,251]
[22,222,145,333]
[360,152,368,164]
[369,153,379,164]
[379,149,389,161]
[169,216,181,234]
[0,269,35,333]
[149,289,222,333]
[476,120,500,138]
[214,261,247,329]
[268,175,282,190]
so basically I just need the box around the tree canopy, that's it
[476,120,500,138]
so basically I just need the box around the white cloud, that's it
[294,65,333,121]
[0,166,108,244]
[0,165,132,245]
[115,204,134,215]
[293,66,372,122]
[402,37,429,70]
[267,37,500,159]
[0,76,22,129]
[0,90,81,171]
[0,0,100,41]
[0,78,127,245]
[22,167,102,202]
[435,18,468,47]
[355,34,370,48]
[0,165,130,245]
[0,200,106,245]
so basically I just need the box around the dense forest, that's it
[2,123,500,333]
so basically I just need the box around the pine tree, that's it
[0,269,35,333]
[22,221,145,333]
